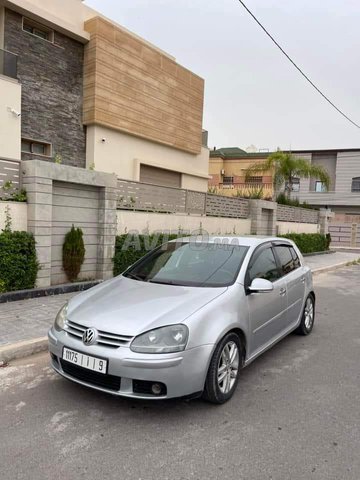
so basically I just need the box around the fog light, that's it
[151,383,162,395]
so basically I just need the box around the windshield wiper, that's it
[124,272,146,281]
[149,279,190,286]
[149,279,176,285]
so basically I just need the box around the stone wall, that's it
[277,204,319,224]
[206,194,249,219]
[4,9,86,167]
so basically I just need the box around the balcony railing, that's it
[218,182,273,189]
[0,49,18,80]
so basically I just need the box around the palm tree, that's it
[245,151,330,199]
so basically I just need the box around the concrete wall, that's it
[277,222,319,235]
[0,201,27,231]
[0,76,21,160]
[83,16,204,156]
[117,211,251,236]
[86,125,209,191]
[4,9,87,167]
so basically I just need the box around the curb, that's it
[303,250,335,257]
[1,261,357,365]
[0,337,48,364]
[0,280,102,304]
[311,261,356,276]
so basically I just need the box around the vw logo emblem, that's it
[82,327,97,346]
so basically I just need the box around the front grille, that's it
[64,319,133,348]
[60,360,121,391]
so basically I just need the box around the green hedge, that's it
[279,233,331,254]
[0,231,39,292]
[114,233,180,276]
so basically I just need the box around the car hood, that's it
[67,276,227,336]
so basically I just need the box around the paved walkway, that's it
[0,251,359,349]
[304,251,360,271]
[0,293,76,347]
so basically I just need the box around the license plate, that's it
[62,348,107,375]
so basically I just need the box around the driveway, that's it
[1,266,359,480]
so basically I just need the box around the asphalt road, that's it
[1,266,360,480]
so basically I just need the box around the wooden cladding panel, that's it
[83,17,204,154]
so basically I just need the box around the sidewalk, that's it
[1,251,359,362]
[305,251,360,273]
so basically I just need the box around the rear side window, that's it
[248,247,280,283]
[289,247,301,268]
[274,246,299,276]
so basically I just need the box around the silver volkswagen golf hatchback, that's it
[49,236,315,404]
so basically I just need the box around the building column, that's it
[97,185,118,280]
[319,208,334,235]
[249,199,277,236]
[22,160,118,287]
[22,166,53,287]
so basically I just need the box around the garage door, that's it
[140,165,181,188]
[51,181,100,285]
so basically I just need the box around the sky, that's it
[85,0,360,152]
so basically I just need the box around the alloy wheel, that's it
[304,297,314,330]
[217,341,239,394]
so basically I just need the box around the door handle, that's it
[301,277,305,284]
[279,287,286,296]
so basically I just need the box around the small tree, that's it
[63,225,85,282]
[245,151,330,199]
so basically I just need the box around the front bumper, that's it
[48,327,213,400]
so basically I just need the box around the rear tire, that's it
[202,332,243,404]
[295,294,315,336]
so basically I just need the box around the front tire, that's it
[295,294,315,335]
[202,333,242,404]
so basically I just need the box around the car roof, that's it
[168,236,293,247]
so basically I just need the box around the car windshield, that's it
[123,241,249,287]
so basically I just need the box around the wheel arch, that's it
[309,290,316,300]
[226,327,247,363]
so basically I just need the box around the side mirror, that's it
[248,278,274,293]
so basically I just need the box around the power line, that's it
[236,0,360,130]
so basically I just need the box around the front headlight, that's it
[54,302,68,331]
[130,325,189,354]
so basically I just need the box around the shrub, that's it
[114,233,180,276]
[279,233,329,254]
[63,225,85,282]
[0,231,39,292]
[276,193,316,210]
[234,187,264,199]
[0,182,27,202]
